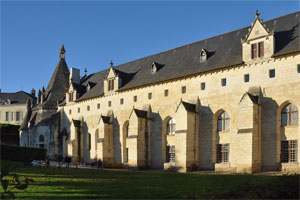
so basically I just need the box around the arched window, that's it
[167,118,176,135]
[38,135,45,148]
[282,104,298,126]
[217,111,230,131]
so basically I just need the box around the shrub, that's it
[1,144,46,163]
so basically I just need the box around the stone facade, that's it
[21,11,300,173]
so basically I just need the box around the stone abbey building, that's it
[20,11,300,173]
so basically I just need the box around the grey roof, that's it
[134,109,148,118]
[73,11,299,102]
[101,116,111,124]
[35,57,70,109]
[0,91,36,105]
[181,101,197,113]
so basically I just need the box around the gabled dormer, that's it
[151,62,164,74]
[104,61,123,94]
[200,48,208,62]
[242,11,274,63]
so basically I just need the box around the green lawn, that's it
[1,162,299,199]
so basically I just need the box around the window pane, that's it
[217,119,223,131]
[224,119,230,131]
[282,113,288,126]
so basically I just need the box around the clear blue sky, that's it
[1,1,299,93]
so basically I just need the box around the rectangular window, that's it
[133,96,137,102]
[201,82,206,90]
[16,112,20,121]
[298,64,300,73]
[108,79,114,91]
[97,103,100,109]
[69,109,72,115]
[69,92,73,102]
[181,86,186,94]
[10,112,13,121]
[20,112,23,120]
[217,144,230,163]
[148,93,152,100]
[244,74,250,83]
[88,134,91,150]
[6,112,9,121]
[120,98,124,105]
[258,42,264,57]
[87,105,90,111]
[281,140,297,163]
[108,101,111,107]
[269,69,275,78]
[251,43,257,59]
[77,108,80,113]
[166,145,175,162]
[164,89,168,97]
[221,78,227,87]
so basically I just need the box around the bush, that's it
[1,144,47,163]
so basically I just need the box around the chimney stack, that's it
[31,88,36,96]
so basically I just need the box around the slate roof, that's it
[181,101,197,113]
[0,91,36,105]
[101,116,111,124]
[134,109,148,118]
[74,11,299,102]
[35,58,70,109]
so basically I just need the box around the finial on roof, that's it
[255,10,260,19]
[84,68,87,75]
[60,44,66,59]
[110,60,114,67]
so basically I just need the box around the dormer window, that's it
[200,49,207,62]
[69,92,73,102]
[108,79,114,91]
[151,63,157,74]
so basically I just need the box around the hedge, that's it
[1,144,47,163]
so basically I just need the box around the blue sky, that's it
[1,1,299,93]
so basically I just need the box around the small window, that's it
[164,89,169,97]
[201,82,206,90]
[97,103,100,109]
[16,112,20,121]
[133,96,137,102]
[244,74,250,83]
[6,112,9,121]
[39,135,45,148]
[120,98,124,105]
[87,105,90,111]
[269,69,275,78]
[125,148,129,163]
[69,109,72,115]
[297,64,300,73]
[200,49,207,62]
[77,108,80,113]
[69,92,73,102]
[148,93,152,100]
[281,140,297,163]
[166,145,175,162]
[108,101,111,107]
[221,78,226,87]
[181,86,186,94]
[217,144,230,163]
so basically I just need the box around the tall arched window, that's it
[217,111,230,131]
[167,118,176,135]
[282,104,298,126]
[38,135,45,148]
[126,124,129,138]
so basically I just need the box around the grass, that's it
[1,162,299,199]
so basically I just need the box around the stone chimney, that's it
[31,88,36,96]
[70,68,80,84]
